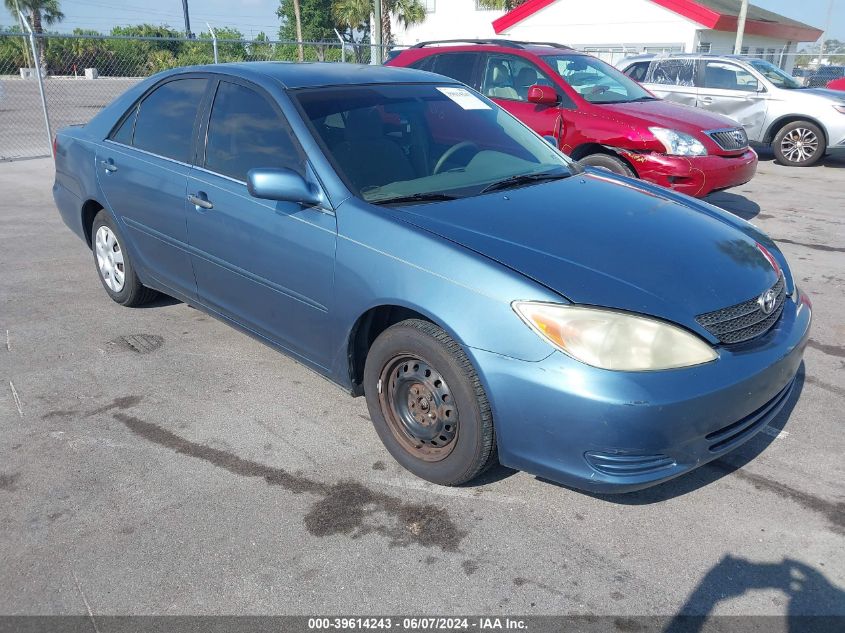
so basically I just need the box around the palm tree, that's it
[292,0,304,62]
[5,0,64,70]
[381,0,425,46]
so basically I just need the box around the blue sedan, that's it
[52,63,811,492]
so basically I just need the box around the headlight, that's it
[649,127,708,156]
[512,302,718,371]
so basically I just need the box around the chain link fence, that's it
[0,31,387,160]
[1,31,844,161]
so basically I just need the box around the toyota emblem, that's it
[758,289,777,315]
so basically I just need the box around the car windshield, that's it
[293,84,576,204]
[748,59,804,89]
[542,54,655,104]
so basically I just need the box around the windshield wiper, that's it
[481,170,572,194]
[370,192,458,206]
[627,96,658,102]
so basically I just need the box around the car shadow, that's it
[536,362,806,503]
[704,190,761,220]
[134,294,182,309]
[662,555,845,631]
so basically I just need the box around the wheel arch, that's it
[764,115,829,146]
[568,143,639,176]
[81,198,106,249]
[346,303,463,397]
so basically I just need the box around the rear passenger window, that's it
[204,81,305,183]
[133,78,207,162]
[110,105,137,145]
[646,60,695,86]
[409,56,436,72]
[432,53,477,85]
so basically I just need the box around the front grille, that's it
[706,379,794,452]
[708,127,748,151]
[696,275,786,344]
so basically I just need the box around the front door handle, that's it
[700,96,713,105]
[100,159,117,172]
[187,193,213,210]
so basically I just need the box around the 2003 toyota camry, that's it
[53,62,811,492]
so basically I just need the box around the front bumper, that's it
[624,149,758,198]
[469,289,811,493]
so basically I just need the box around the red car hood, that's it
[602,99,740,136]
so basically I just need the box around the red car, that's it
[388,40,757,198]
[828,77,845,91]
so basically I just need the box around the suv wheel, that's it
[773,121,826,167]
[578,153,636,177]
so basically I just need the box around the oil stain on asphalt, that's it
[110,406,466,551]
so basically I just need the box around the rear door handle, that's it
[100,159,117,172]
[700,96,713,104]
[187,193,213,210]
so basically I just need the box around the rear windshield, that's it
[542,54,655,104]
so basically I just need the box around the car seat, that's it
[331,107,415,191]
[485,62,518,100]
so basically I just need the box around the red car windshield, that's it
[542,54,655,104]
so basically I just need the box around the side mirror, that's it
[527,84,559,105]
[247,168,324,206]
[543,135,558,147]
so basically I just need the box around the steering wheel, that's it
[587,85,610,97]
[433,141,479,175]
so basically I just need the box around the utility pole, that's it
[818,0,835,65]
[373,0,383,65]
[181,0,192,38]
[733,0,749,54]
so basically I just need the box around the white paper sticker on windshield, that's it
[436,87,491,110]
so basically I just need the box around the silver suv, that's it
[618,54,845,167]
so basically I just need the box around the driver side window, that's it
[700,61,759,92]
[481,55,554,102]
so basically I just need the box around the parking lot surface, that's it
[1,154,844,617]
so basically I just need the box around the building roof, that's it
[492,0,822,42]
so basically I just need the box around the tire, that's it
[773,121,826,167]
[578,152,636,177]
[363,319,497,486]
[91,210,158,307]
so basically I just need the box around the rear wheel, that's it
[363,319,497,486]
[773,121,826,166]
[91,210,158,307]
[578,152,636,177]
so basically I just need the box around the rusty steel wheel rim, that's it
[378,355,459,462]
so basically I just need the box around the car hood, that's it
[778,87,845,104]
[600,99,740,134]
[395,173,779,336]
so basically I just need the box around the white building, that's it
[394,0,821,69]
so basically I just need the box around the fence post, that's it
[334,29,346,63]
[207,23,219,64]
[19,11,53,158]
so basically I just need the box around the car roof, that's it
[163,61,453,89]
[400,39,582,57]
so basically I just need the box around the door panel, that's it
[96,144,196,299]
[185,172,336,366]
[187,79,337,368]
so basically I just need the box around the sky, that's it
[5,0,844,42]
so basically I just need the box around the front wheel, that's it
[773,121,826,166]
[578,152,636,177]
[363,319,497,486]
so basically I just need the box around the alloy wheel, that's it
[780,127,819,164]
